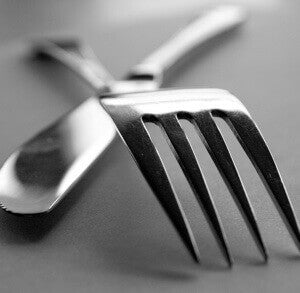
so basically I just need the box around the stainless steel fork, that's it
[0,5,298,265]
[0,5,246,214]
[100,89,300,265]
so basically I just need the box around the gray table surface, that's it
[0,0,300,292]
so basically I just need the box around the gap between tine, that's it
[114,118,201,263]
[159,114,232,267]
[192,111,268,262]
[226,112,300,252]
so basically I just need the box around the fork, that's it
[100,89,300,265]
[0,5,246,214]
[0,5,298,265]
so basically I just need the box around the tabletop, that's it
[0,1,300,292]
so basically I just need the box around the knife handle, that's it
[127,6,246,86]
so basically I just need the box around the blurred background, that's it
[0,0,289,42]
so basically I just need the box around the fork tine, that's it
[159,114,232,266]
[192,112,268,261]
[113,118,201,263]
[226,112,300,251]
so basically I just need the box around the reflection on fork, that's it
[101,89,300,266]
[0,6,298,266]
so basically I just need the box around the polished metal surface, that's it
[0,98,115,213]
[1,1,300,290]
[0,6,246,214]
[101,89,300,265]
[1,4,297,266]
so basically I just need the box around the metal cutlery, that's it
[100,89,300,265]
[0,5,246,214]
[0,5,298,265]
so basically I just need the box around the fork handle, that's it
[32,39,113,93]
[127,6,246,85]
